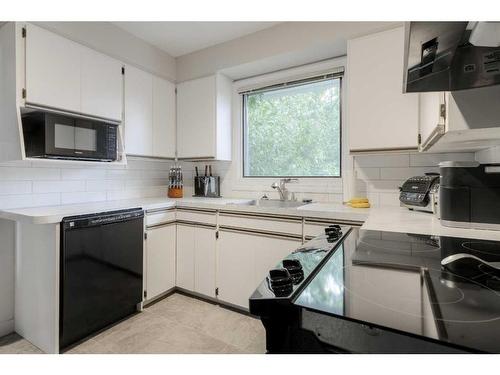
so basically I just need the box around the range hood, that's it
[403,22,500,92]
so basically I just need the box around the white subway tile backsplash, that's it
[61,191,107,205]
[0,157,175,210]
[0,181,32,195]
[0,167,60,181]
[354,151,474,208]
[61,168,106,180]
[33,180,85,193]
[354,154,410,168]
[355,167,380,180]
[409,152,474,167]
[380,167,439,180]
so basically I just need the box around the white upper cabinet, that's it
[152,76,176,158]
[80,48,123,121]
[419,85,500,152]
[177,74,232,160]
[124,65,153,156]
[124,66,176,158]
[24,24,123,121]
[25,24,81,113]
[347,26,419,153]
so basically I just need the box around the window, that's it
[242,74,341,178]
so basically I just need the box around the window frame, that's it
[241,74,343,179]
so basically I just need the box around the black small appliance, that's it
[22,110,118,162]
[399,173,440,213]
[439,161,500,230]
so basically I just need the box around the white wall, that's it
[37,22,176,81]
[0,219,15,337]
[176,21,398,82]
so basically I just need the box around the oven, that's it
[22,110,118,161]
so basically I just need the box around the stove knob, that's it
[282,259,304,284]
[268,268,293,296]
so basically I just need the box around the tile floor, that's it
[0,293,266,354]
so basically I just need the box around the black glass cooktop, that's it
[293,229,500,353]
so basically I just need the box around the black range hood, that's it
[403,22,500,92]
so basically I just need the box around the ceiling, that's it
[112,22,280,57]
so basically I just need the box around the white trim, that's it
[229,57,346,199]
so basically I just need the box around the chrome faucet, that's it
[271,178,298,201]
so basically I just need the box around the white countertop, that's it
[3,197,500,241]
[0,197,370,225]
[361,207,500,241]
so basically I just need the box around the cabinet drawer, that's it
[176,209,216,225]
[219,212,302,236]
[146,210,175,227]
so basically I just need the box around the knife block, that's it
[194,176,221,198]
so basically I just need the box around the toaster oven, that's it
[399,173,440,213]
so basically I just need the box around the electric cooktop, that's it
[250,228,500,353]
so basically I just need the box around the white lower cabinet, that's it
[176,223,217,297]
[176,224,195,291]
[194,226,217,298]
[145,224,176,302]
[217,229,301,310]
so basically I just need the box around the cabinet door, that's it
[348,27,419,152]
[124,65,153,156]
[217,230,300,309]
[176,75,216,158]
[81,48,123,121]
[176,224,195,291]
[152,76,176,158]
[253,236,301,286]
[194,226,216,298]
[217,230,255,309]
[146,224,176,301]
[418,92,445,150]
[25,24,81,113]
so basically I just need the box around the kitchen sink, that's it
[233,199,311,208]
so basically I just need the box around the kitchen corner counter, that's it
[362,207,500,241]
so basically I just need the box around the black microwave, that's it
[22,111,118,162]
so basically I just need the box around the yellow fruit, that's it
[347,197,369,204]
[349,202,370,208]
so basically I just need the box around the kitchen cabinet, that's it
[176,224,195,291]
[217,229,301,309]
[124,66,176,158]
[152,76,176,158]
[194,226,217,298]
[80,48,123,121]
[124,65,153,156]
[145,223,176,302]
[347,26,419,153]
[176,74,232,160]
[418,85,500,152]
[176,223,217,297]
[24,24,123,121]
[25,23,81,113]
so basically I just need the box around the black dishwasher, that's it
[60,208,144,349]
